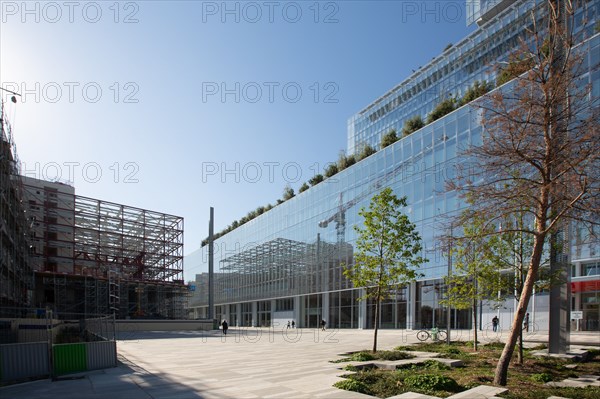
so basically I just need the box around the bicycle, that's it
[416,328,447,342]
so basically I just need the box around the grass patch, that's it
[333,379,371,395]
[331,350,414,364]
[397,359,451,372]
[333,341,600,399]
[404,374,461,394]
[530,372,553,383]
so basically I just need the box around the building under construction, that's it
[0,105,32,316]
[0,101,186,319]
[22,176,186,319]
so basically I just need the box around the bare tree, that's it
[450,0,599,386]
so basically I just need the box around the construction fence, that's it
[0,310,117,384]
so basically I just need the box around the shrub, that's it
[377,351,413,361]
[459,80,492,106]
[324,163,339,178]
[357,144,377,161]
[309,174,324,186]
[427,98,456,123]
[496,55,535,86]
[397,360,450,372]
[298,183,309,193]
[343,364,358,371]
[381,129,399,149]
[404,374,460,392]
[282,185,295,201]
[531,373,553,383]
[337,153,356,171]
[333,379,371,394]
[402,115,425,137]
[350,351,375,361]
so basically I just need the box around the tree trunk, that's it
[373,296,379,353]
[473,298,478,351]
[518,328,524,364]
[494,232,546,385]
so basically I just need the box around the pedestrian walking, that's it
[320,319,326,331]
[492,315,499,332]
[222,319,228,335]
[523,312,530,332]
[291,320,295,328]
[287,320,291,329]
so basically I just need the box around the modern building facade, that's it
[188,0,600,332]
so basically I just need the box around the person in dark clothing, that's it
[492,316,499,332]
[291,320,295,328]
[222,319,228,335]
[320,319,326,331]
[523,313,530,332]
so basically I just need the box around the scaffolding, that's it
[21,178,185,319]
[217,237,353,303]
[0,104,32,316]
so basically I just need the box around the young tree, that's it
[450,0,600,385]
[343,187,426,352]
[490,213,553,364]
[440,217,503,351]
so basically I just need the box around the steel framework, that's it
[22,178,185,319]
[0,105,32,316]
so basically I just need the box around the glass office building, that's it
[188,0,600,331]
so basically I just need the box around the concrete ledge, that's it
[447,385,507,398]
[116,319,214,332]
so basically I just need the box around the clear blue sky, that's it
[1,1,475,281]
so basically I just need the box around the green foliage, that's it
[357,144,377,161]
[343,364,358,371]
[459,81,492,106]
[403,374,460,392]
[394,345,415,351]
[377,351,413,361]
[531,373,553,383]
[309,174,324,186]
[282,185,295,201]
[337,152,356,171]
[396,360,450,371]
[329,357,351,363]
[350,351,375,361]
[427,97,456,123]
[381,129,399,149]
[496,54,535,86]
[298,182,309,193]
[402,115,425,137]
[484,341,506,349]
[345,187,425,302]
[344,187,425,352]
[324,163,339,178]
[441,217,504,311]
[333,379,371,395]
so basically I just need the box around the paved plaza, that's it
[1,328,599,399]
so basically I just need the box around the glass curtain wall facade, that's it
[190,1,600,331]
[347,0,598,155]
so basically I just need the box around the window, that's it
[584,262,600,277]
